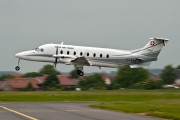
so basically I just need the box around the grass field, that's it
[0,89,180,120]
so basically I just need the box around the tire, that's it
[15,66,20,71]
[77,70,81,75]
[79,71,84,76]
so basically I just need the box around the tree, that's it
[39,64,60,75]
[43,74,61,90]
[79,74,106,90]
[70,67,79,78]
[176,65,180,69]
[22,72,42,78]
[25,83,35,91]
[161,65,176,84]
[0,75,14,81]
[130,79,163,90]
[112,66,149,88]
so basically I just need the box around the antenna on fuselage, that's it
[61,42,64,45]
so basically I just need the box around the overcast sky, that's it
[0,0,179,73]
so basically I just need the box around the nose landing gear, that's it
[15,59,20,71]
[15,66,20,71]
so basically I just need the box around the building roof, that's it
[102,75,115,81]
[150,74,161,80]
[4,75,80,90]
[10,74,23,78]
[35,76,46,84]
[57,75,78,86]
[6,78,40,89]
[0,81,4,89]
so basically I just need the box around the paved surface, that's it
[0,102,163,120]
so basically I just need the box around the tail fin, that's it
[133,38,169,58]
[130,38,169,68]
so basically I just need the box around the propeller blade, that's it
[56,46,58,55]
[54,58,58,68]
[54,45,58,68]
[54,63,57,68]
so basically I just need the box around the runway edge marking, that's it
[0,106,38,120]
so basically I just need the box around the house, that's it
[102,75,115,85]
[5,78,41,91]
[34,76,47,88]
[57,75,80,87]
[0,81,5,90]
[150,69,180,87]
[2,75,80,91]
[175,69,180,86]
[150,74,161,80]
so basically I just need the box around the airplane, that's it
[15,38,169,76]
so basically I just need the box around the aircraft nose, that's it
[15,53,21,58]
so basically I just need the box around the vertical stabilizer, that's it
[130,38,169,68]
[134,38,169,58]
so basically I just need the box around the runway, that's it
[0,102,162,120]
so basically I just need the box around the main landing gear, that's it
[15,59,20,71]
[77,70,84,76]
[76,67,84,76]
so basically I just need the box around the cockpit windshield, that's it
[35,47,40,51]
[35,47,44,52]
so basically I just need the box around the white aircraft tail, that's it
[130,38,169,68]
[133,38,169,57]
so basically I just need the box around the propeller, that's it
[54,46,58,68]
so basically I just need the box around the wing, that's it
[71,56,91,66]
[53,54,91,66]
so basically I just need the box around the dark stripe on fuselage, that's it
[113,50,161,57]
[88,51,160,64]
[27,54,53,57]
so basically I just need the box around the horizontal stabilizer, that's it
[130,62,152,68]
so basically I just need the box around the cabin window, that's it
[60,50,63,54]
[106,54,109,58]
[74,51,76,55]
[67,51,70,55]
[40,48,44,52]
[100,54,102,58]
[93,53,96,57]
[87,53,89,56]
[80,52,83,56]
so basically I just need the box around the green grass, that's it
[91,101,180,120]
[0,89,180,119]
[0,89,180,102]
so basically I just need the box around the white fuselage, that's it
[15,43,135,68]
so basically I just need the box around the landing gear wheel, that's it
[79,71,84,76]
[15,66,20,71]
[77,70,84,76]
[77,70,81,75]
